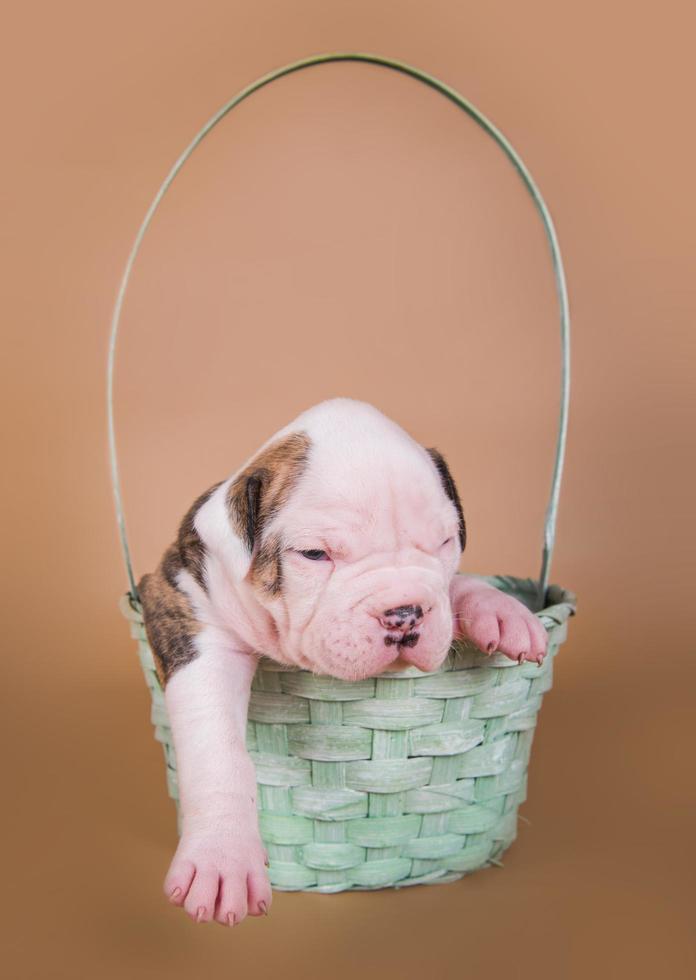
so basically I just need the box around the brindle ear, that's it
[241,470,266,552]
[425,447,466,551]
[226,431,311,579]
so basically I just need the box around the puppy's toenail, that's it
[169,887,181,902]
[196,906,206,922]
[487,642,496,654]
[259,901,268,915]
[227,912,236,927]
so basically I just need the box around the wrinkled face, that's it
[228,428,466,681]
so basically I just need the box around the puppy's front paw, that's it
[451,578,548,664]
[164,821,271,926]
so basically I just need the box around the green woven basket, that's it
[108,53,576,893]
[120,578,575,892]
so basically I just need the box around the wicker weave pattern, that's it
[121,576,575,892]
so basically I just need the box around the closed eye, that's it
[440,537,453,548]
[298,549,330,561]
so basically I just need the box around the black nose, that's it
[378,604,425,631]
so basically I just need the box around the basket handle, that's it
[107,52,570,611]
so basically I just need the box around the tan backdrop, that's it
[3,2,694,978]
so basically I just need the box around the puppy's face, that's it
[226,403,465,680]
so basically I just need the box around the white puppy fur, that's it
[138,398,548,925]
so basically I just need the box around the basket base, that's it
[273,866,496,894]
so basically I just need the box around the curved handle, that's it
[107,52,571,610]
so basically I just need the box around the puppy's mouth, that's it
[380,628,453,675]
[381,630,423,672]
[383,630,420,648]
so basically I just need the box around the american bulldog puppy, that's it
[138,398,548,926]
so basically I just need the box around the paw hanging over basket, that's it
[108,53,576,893]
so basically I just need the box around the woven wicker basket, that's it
[108,53,576,893]
[120,577,575,892]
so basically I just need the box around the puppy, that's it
[138,398,548,925]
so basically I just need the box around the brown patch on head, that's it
[249,532,284,597]
[227,430,311,589]
[425,447,466,550]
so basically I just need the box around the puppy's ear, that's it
[225,431,311,580]
[237,471,265,552]
[425,447,466,551]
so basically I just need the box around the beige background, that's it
[2,2,695,978]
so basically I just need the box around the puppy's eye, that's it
[299,549,330,561]
[440,537,453,548]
